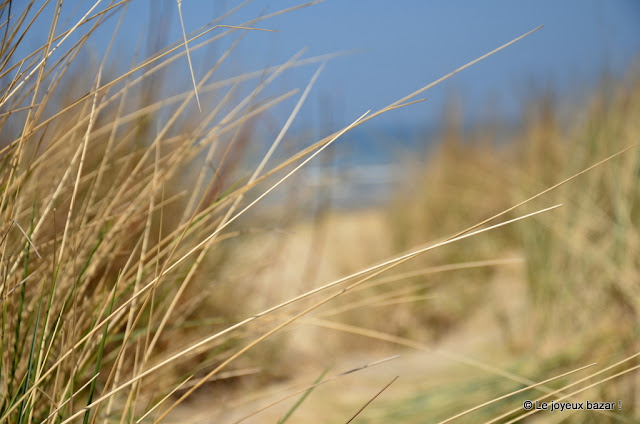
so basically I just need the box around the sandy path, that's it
[163,209,530,423]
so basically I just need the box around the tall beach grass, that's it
[0,1,637,423]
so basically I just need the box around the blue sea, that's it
[246,124,437,211]
[241,119,521,211]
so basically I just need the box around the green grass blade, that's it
[278,366,332,424]
[82,276,119,424]
[16,294,41,423]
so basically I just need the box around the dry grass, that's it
[376,71,640,422]
[0,1,638,423]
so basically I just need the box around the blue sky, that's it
[173,0,640,128]
[17,1,640,130]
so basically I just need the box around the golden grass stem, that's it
[345,375,398,423]
[176,0,201,113]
